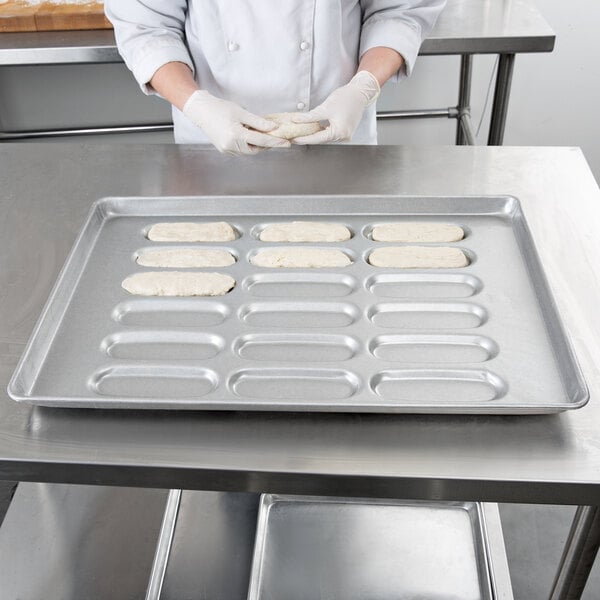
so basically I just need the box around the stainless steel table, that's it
[0,0,555,144]
[1,143,599,598]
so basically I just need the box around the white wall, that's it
[378,0,600,180]
[0,1,598,179]
[504,0,600,175]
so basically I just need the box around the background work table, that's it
[0,0,555,64]
[0,0,555,145]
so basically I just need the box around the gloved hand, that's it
[292,71,380,145]
[183,90,291,156]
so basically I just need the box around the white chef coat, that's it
[105,0,446,145]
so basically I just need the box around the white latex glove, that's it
[182,90,291,156]
[292,71,380,145]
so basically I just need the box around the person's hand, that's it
[183,90,291,156]
[292,71,380,145]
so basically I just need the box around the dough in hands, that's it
[264,113,322,140]
[136,248,235,268]
[372,223,464,243]
[147,221,236,242]
[369,246,469,268]
[259,221,351,242]
[122,272,236,296]
[251,247,351,268]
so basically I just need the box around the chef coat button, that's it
[300,41,309,51]
[228,41,239,52]
[297,102,306,110]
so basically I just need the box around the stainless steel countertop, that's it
[1,144,599,504]
[0,0,554,66]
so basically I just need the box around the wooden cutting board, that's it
[0,1,112,32]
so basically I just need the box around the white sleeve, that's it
[104,0,194,95]
[359,0,446,81]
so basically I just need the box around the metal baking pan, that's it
[247,494,513,600]
[8,195,588,413]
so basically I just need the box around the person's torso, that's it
[174,0,377,144]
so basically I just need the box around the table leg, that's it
[487,53,515,145]
[145,489,182,600]
[456,54,473,145]
[549,506,600,600]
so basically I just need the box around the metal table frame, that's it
[0,0,555,145]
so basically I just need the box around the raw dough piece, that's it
[147,221,236,242]
[372,223,464,243]
[368,246,469,269]
[259,221,351,243]
[136,248,235,268]
[251,247,351,268]
[122,272,235,296]
[264,113,322,140]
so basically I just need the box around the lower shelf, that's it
[155,491,514,600]
[0,482,168,600]
[0,485,513,600]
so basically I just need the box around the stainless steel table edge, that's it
[0,31,122,66]
[423,36,555,55]
[3,463,599,508]
[0,32,556,67]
